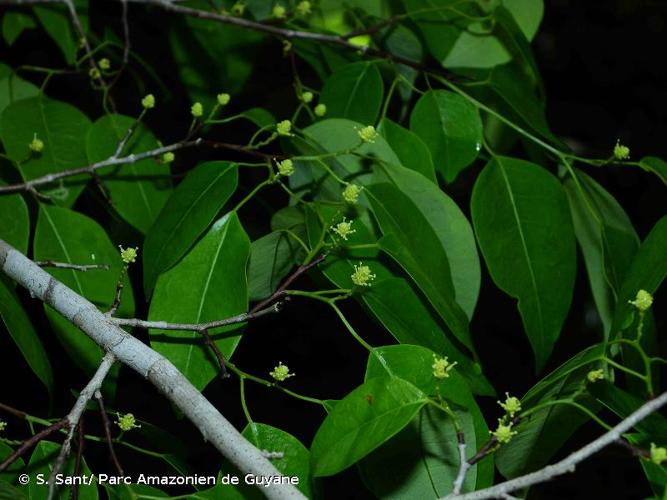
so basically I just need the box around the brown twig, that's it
[0,402,27,420]
[0,419,69,472]
[250,254,327,314]
[201,329,230,379]
[107,266,127,316]
[95,390,124,475]
[71,417,84,500]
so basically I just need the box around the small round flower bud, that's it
[358,125,377,143]
[432,355,456,379]
[191,102,204,118]
[270,362,294,382]
[296,0,311,16]
[217,93,231,106]
[342,183,362,204]
[351,262,376,287]
[277,159,294,176]
[613,140,630,160]
[587,369,604,383]
[89,67,101,80]
[116,413,140,432]
[277,119,292,136]
[162,152,175,163]
[314,103,327,117]
[98,58,111,70]
[141,94,155,109]
[119,245,138,264]
[231,1,245,15]
[272,4,286,18]
[651,443,667,465]
[29,134,44,153]
[492,420,517,444]
[629,289,653,312]
[332,218,356,240]
[498,393,522,417]
[301,91,313,103]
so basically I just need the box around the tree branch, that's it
[0,239,304,500]
[0,420,69,472]
[35,260,110,272]
[443,390,667,499]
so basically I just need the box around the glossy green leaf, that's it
[34,205,134,383]
[33,0,88,65]
[471,157,576,370]
[639,156,667,186]
[86,114,172,234]
[247,231,300,302]
[564,170,639,334]
[380,24,422,102]
[242,423,313,497]
[0,96,91,206]
[310,376,427,476]
[0,440,25,485]
[611,215,667,334]
[367,182,473,351]
[379,118,436,183]
[361,345,493,495]
[2,11,37,45]
[0,190,29,254]
[0,279,53,395]
[410,90,482,182]
[0,480,26,500]
[319,61,384,125]
[143,161,238,296]
[149,212,250,391]
[496,344,604,478]
[26,441,97,500]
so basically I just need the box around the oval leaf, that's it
[149,212,250,391]
[310,376,426,477]
[471,157,576,370]
[410,90,482,182]
[143,161,238,295]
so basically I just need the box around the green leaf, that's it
[169,4,263,108]
[86,114,172,234]
[361,345,493,495]
[319,61,384,125]
[143,161,238,296]
[409,90,482,182]
[611,214,667,334]
[496,344,604,478]
[0,279,53,396]
[247,231,300,302]
[471,157,576,370]
[0,480,26,500]
[0,73,39,118]
[33,205,134,384]
[0,190,29,254]
[367,182,473,351]
[379,118,436,183]
[0,442,25,485]
[33,0,88,65]
[149,212,249,391]
[242,423,313,497]
[310,376,427,476]
[2,11,37,45]
[26,441,97,500]
[639,156,667,187]
[0,96,91,206]
[564,170,639,334]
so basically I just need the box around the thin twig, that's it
[112,302,281,331]
[250,254,327,314]
[0,402,27,420]
[107,266,127,316]
[47,352,117,500]
[94,390,124,475]
[71,417,84,500]
[201,329,229,379]
[35,261,110,272]
[0,420,69,472]
[451,431,471,494]
[444,390,667,499]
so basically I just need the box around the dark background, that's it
[1,0,665,498]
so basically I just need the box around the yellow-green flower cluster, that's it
[314,103,327,117]
[270,362,294,382]
[587,369,604,383]
[119,245,138,264]
[29,134,44,153]
[332,218,356,240]
[613,140,630,160]
[498,393,522,417]
[296,0,311,16]
[277,159,294,177]
[492,420,517,444]
[432,355,456,379]
[342,183,362,204]
[162,152,175,163]
[351,262,376,287]
[277,120,292,136]
[629,289,653,312]
[0,420,6,432]
[191,102,204,118]
[98,58,111,70]
[116,413,140,431]
[273,4,286,18]
[141,94,155,109]
[358,125,377,143]
[217,93,231,106]
[651,443,667,465]
[300,91,313,103]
